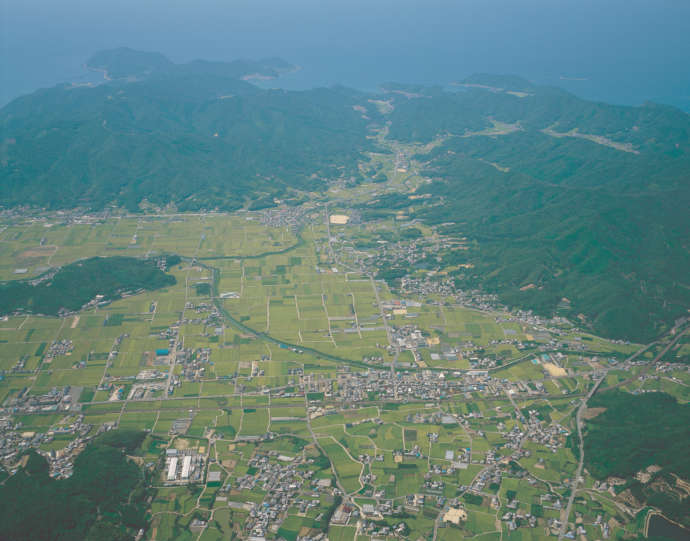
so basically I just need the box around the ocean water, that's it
[2,0,689,110]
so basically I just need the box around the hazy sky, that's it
[2,0,689,109]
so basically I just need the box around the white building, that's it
[167,457,178,481]
[181,455,192,479]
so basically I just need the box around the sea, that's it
[2,0,689,111]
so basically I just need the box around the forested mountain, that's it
[382,75,690,341]
[0,256,179,317]
[0,431,148,541]
[87,47,294,81]
[1,51,689,340]
[0,49,374,211]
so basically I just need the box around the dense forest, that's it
[0,430,149,541]
[380,76,690,341]
[584,390,690,480]
[583,390,690,528]
[0,49,375,212]
[0,256,179,316]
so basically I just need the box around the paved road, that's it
[558,373,606,539]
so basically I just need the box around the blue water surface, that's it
[1,0,689,110]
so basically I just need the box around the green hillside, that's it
[0,256,178,316]
[0,431,148,541]
[1,55,689,340]
[0,50,374,211]
[583,391,690,528]
[382,76,690,341]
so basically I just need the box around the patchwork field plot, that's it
[0,206,682,541]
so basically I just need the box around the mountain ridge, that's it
[86,47,296,82]
[1,50,688,341]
